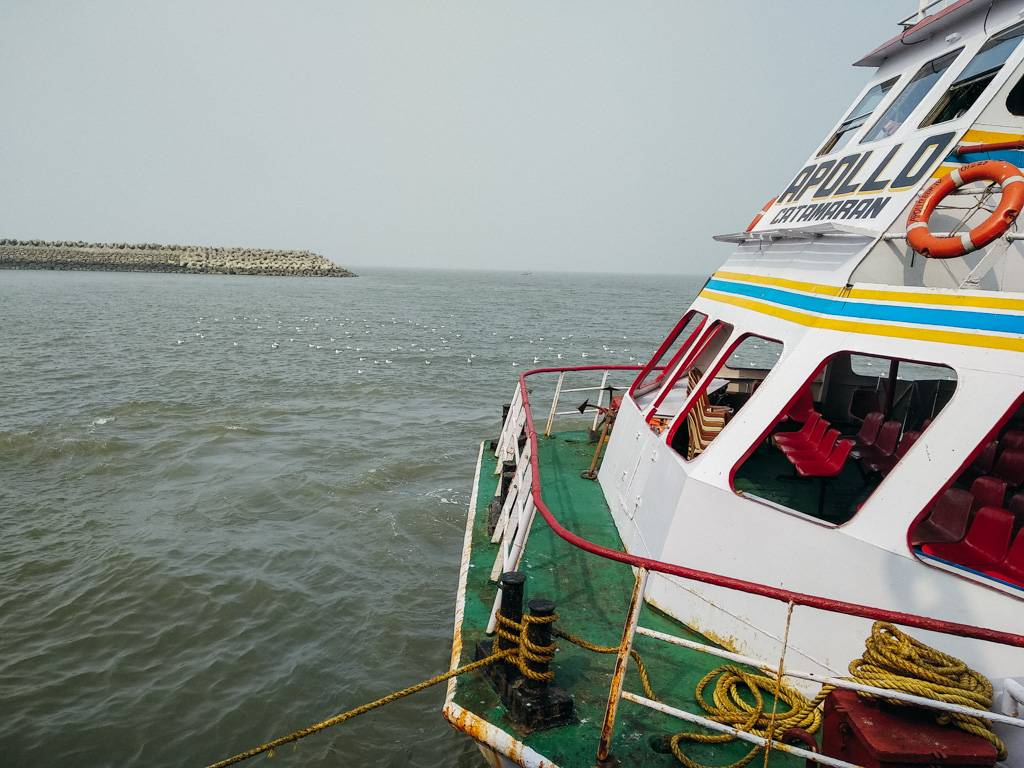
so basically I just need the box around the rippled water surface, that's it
[0,267,704,767]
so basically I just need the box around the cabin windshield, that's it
[922,22,1024,126]
[818,77,899,156]
[731,351,955,525]
[631,311,707,402]
[665,333,784,461]
[863,49,962,142]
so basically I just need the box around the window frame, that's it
[862,48,963,143]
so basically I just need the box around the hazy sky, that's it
[1,1,904,275]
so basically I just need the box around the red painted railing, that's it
[518,366,1024,649]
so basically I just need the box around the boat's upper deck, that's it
[718,0,1024,294]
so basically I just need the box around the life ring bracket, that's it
[905,160,1024,259]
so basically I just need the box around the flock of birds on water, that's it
[173,314,641,374]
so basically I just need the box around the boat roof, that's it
[856,0,985,67]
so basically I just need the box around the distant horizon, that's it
[1,1,903,276]
[0,236,715,276]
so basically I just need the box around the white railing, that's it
[900,0,952,28]
[543,369,614,436]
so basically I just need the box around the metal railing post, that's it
[545,371,565,436]
[596,567,648,767]
[592,370,610,431]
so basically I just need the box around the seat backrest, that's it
[825,438,854,470]
[971,439,999,476]
[1000,429,1024,454]
[970,475,1008,513]
[875,420,902,455]
[1009,492,1024,539]
[894,430,921,459]
[856,412,885,444]
[964,506,1014,563]
[911,488,973,545]
[993,448,1024,487]
[787,387,815,423]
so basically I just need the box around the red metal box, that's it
[821,689,998,768]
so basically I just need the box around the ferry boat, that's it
[445,2,1024,767]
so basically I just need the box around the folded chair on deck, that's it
[684,368,732,460]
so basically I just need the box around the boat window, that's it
[731,351,955,525]
[818,77,899,156]
[631,311,707,401]
[665,333,783,461]
[863,49,962,142]
[911,395,1024,594]
[644,321,731,433]
[921,23,1024,126]
[1006,70,1024,115]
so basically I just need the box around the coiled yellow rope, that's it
[667,665,824,768]
[847,622,1006,760]
[665,621,1006,768]
[496,611,558,680]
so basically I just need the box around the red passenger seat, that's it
[848,411,884,449]
[993,448,1024,488]
[793,437,853,478]
[774,412,824,450]
[999,429,1024,454]
[850,420,901,463]
[1008,492,1024,537]
[910,488,974,546]
[988,530,1024,587]
[969,476,1007,513]
[967,439,999,481]
[863,430,920,476]
[785,429,841,464]
[786,387,815,423]
[923,506,1015,569]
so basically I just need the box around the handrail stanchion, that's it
[596,567,649,767]
[593,370,610,432]
[545,371,566,437]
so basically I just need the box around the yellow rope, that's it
[664,621,1006,767]
[846,622,1006,761]
[202,648,515,768]
[667,665,824,768]
[205,610,562,768]
[497,611,558,681]
[553,628,660,703]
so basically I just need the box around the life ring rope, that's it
[906,159,1024,259]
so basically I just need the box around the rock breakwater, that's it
[0,239,355,277]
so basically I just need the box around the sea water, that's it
[0,267,704,767]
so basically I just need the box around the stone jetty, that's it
[0,239,355,277]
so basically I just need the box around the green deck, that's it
[452,430,806,768]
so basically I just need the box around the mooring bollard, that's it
[524,598,556,692]
[498,572,526,653]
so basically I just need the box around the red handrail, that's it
[519,367,1024,649]
[953,141,1024,158]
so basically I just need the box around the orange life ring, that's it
[746,197,777,231]
[906,160,1024,259]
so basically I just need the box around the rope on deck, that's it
[662,621,1005,768]
[201,648,515,768]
